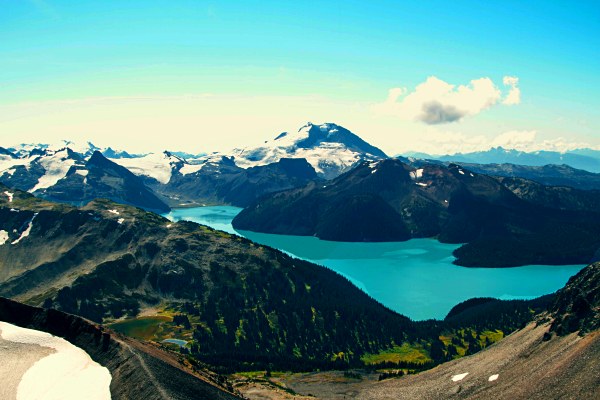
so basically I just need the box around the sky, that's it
[0,0,599,154]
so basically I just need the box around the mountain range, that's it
[4,123,600,216]
[404,146,600,173]
[113,151,319,208]
[0,147,170,212]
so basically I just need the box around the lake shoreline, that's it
[164,206,585,320]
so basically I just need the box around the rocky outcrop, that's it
[550,262,600,335]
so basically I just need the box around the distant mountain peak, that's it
[232,122,387,179]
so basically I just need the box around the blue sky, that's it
[1,1,599,153]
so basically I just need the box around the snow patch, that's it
[415,182,428,187]
[75,169,89,177]
[113,152,177,184]
[451,372,469,382]
[117,218,124,224]
[108,209,119,215]
[4,191,14,202]
[0,321,111,400]
[488,374,499,382]
[410,169,424,180]
[11,213,37,245]
[0,230,8,245]
[458,169,465,175]
[180,163,204,175]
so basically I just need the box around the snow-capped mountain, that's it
[231,122,388,179]
[0,146,169,211]
[111,151,207,185]
[8,140,141,160]
[0,147,85,193]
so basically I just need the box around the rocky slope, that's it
[0,297,240,400]
[233,159,600,267]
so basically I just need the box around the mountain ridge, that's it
[233,158,600,267]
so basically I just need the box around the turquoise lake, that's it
[164,206,586,321]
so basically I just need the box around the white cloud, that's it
[491,129,537,150]
[373,76,520,124]
[398,127,595,155]
[502,76,521,105]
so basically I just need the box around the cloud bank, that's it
[405,128,594,156]
[374,76,521,124]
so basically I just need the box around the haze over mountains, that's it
[404,147,600,173]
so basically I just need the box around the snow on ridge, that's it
[0,321,111,400]
[233,144,370,178]
[112,152,177,184]
[11,213,37,245]
[30,149,77,192]
[0,154,35,176]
